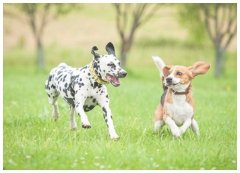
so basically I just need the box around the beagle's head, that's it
[163,61,210,92]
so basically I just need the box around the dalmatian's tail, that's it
[58,63,68,67]
[152,56,165,77]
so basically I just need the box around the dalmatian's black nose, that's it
[118,70,127,78]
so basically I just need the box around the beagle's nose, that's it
[166,77,172,84]
[118,70,127,78]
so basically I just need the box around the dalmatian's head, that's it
[91,42,127,87]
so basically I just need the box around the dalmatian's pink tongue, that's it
[107,74,120,87]
[111,76,120,86]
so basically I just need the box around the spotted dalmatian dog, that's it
[45,42,127,140]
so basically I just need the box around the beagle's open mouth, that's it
[106,74,120,87]
[172,82,180,86]
[165,82,179,87]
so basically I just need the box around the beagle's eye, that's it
[176,71,182,76]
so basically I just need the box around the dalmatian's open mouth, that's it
[106,74,120,87]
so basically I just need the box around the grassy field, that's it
[3,4,237,170]
[3,53,237,170]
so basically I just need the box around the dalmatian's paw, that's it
[52,111,59,121]
[110,134,120,140]
[82,124,91,129]
[71,127,78,131]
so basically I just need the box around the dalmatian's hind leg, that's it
[45,79,60,121]
[70,106,77,130]
[49,93,60,121]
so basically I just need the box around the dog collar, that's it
[90,61,109,85]
[171,84,191,95]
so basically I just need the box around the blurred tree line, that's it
[4,4,80,69]
[178,3,236,77]
[113,4,160,67]
[4,3,236,78]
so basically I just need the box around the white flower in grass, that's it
[94,162,100,166]
[94,156,100,159]
[8,159,16,166]
[152,162,159,168]
[72,160,78,167]
[11,101,18,106]
[142,128,147,135]
[25,155,31,159]
[99,165,105,169]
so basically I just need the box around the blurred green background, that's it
[3,3,237,170]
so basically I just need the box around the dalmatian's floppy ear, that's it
[106,42,115,56]
[91,46,100,59]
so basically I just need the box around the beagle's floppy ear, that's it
[163,65,172,77]
[189,61,210,77]
[91,46,100,59]
[105,42,115,56]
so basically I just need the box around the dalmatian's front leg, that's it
[98,96,119,140]
[75,92,91,128]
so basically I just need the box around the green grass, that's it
[3,56,236,169]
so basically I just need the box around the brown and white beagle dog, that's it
[152,56,210,137]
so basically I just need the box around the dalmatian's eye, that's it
[107,62,116,68]
[176,71,182,76]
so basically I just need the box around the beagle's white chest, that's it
[165,95,194,126]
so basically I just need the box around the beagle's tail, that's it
[152,56,166,77]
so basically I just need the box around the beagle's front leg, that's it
[164,116,181,137]
[179,118,192,135]
[191,118,200,136]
